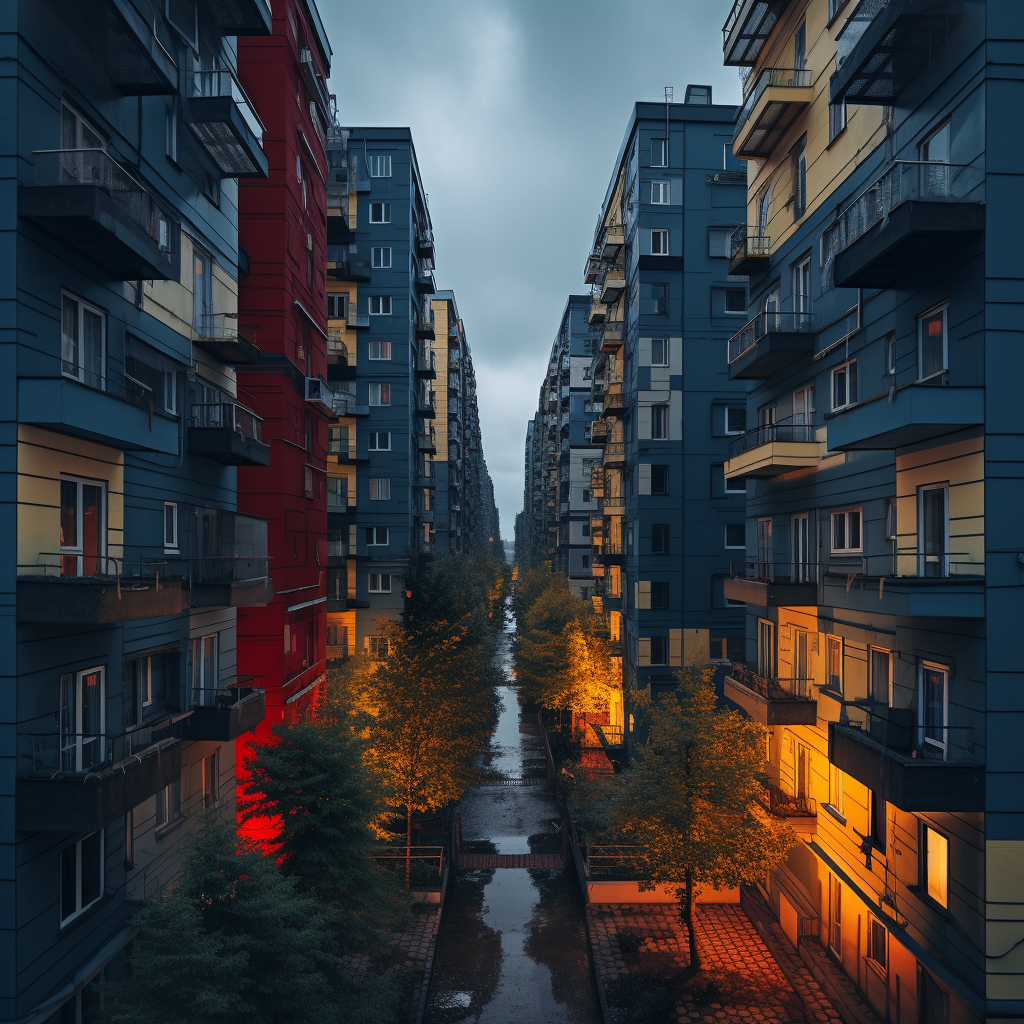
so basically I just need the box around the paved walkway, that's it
[588,902,844,1024]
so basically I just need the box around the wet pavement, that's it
[425,633,602,1024]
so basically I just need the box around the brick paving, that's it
[456,852,564,869]
[588,902,845,1024]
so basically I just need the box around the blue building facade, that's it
[1,1,271,1017]
[720,0,1024,1019]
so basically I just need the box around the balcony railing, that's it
[727,312,814,364]
[841,548,985,580]
[729,662,814,700]
[190,400,263,442]
[728,419,816,459]
[730,558,821,585]
[730,224,770,260]
[192,313,260,365]
[187,68,267,178]
[736,67,812,136]
[723,0,793,65]
[758,782,817,819]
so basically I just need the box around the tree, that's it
[239,721,410,955]
[101,820,401,1024]
[611,666,796,979]
[558,624,621,717]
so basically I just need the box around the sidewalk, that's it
[588,901,844,1024]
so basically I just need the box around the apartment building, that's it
[584,92,749,697]
[234,1,331,793]
[1,0,273,1017]
[720,1,1023,1020]
[430,291,464,555]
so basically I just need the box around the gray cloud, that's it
[319,0,741,538]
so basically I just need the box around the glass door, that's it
[919,121,951,198]
[756,517,773,578]
[61,667,105,771]
[191,634,218,707]
[918,485,948,577]
[922,662,948,756]
[792,514,810,582]
[794,630,810,697]
[793,257,812,315]
[757,618,776,678]
[60,477,105,577]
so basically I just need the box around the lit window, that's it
[826,636,843,692]
[60,831,104,924]
[924,826,948,907]
[369,637,389,659]
[368,202,391,223]
[867,917,886,972]
[831,508,862,553]
[918,305,948,379]
[828,764,844,818]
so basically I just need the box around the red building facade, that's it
[235,0,333,806]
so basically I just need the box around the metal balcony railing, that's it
[728,419,817,458]
[193,313,251,344]
[729,558,821,585]
[727,312,814,363]
[834,0,889,74]
[837,702,978,762]
[735,68,812,139]
[831,161,985,256]
[758,783,817,818]
[729,662,814,700]
[730,224,770,260]
[841,549,985,580]
[28,149,175,266]
[189,400,264,443]
[18,722,177,777]
[190,68,265,146]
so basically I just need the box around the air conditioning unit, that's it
[304,376,335,412]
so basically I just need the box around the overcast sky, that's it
[318,0,742,540]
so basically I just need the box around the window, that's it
[327,293,347,320]
[831,508,862,553]
[651,137,667,167]
[582,488,591,503]
[327,476,347,508]
[725,524,745,549]
[365,526,388,546]
[163,502,178,551]
[793,257,811,313]
[650,636,669,665]
[725,289,746,313]
[369,573,392,593]
[651,465,669,494]
[831,360,857,410]
[61,293,105,388]
[867,917,886,972]
[202,751,219,809]
[651,405,669,439]
[919,120,951,164]
[756,517,773,575]
[826,636,843,693]
[124,809,135,869]
[829,0,851,17]
[369,637,389,660]
[651,581,670,609]
[368,154,391,177]
[792,385,814,425]
[60,667,105,772]
[924,826,948,907]
[368,202,390,223]
[829,875,842,957]
[165,104,178,162]
[921,662,949,753]
[757,183,772,238]
[652,524,669,554]
[651,229,670,255]
[650,338,668,366]
[870,790,886,852]
[886,333,897,376]
[757,619,776,677]
[368,431,391,451]
[156,778,181,829]
[641,282,668,315]
[794,22,807,69]
[725,474,747,493]
[368,296,392,315]
[828,764,845,819]
[725,407,746,434]
[369,478,390,500]
[918,304,948,379]
[328,424,349,455]
[369,383,391,406]
[191,634,218,707]
[708,227,733,258]
[60,477,106,578]
[650,181,670,204]
[793,145,807,220]
[368,340,391,359]
[60,831,103,925]
[371,246,392,268]
[918,484,949,577]
[869,647,892,705]
[886,497,898,540]
[829,100,848,142]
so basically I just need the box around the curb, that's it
[583,904,615,1024]
[410,861,448,1024]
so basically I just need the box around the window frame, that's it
[830,507,863,554]
[650,464,669,494]
[869,646,893,706]
[650,180,671,205]
[368,572,392,593]
[831,359,857,411]
[61,291,107,389]
[60,830,104,926]
[923,825,949,908]
[725,406,746,435]
[724,288,747,314]
[163,501,178,552]
[61,665,106,772]
[369,383,391,406]
[650,338,669,366]
[368,477,391,501]
[920,660,950,755]
[651,524,669,554]
[368,296,392,316]
[368,201,391,224]
[59,475,107,578]
[917,303,949,381]
[651,137,668,167]
[724,523,746,549]
[191,633,219,708]
[366,526,389,546]
[725,474,747,494]
[155,777,182,832]
[370,246,392,269]
[650,228,670,256]
[651,404,669,439]
[368,340,392,360]
[368,431,391,451]
[367,154,392,177]
[826,635,844,694]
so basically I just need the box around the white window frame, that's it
[725,406,746,435]
[59,475,108,577]
[886,333,897,376]
[369,383,391,406]
[163,501,178,552]
[368,154,392,177]
[831,359,857,411]
[371,246,392,269]
[867,916,887,974]
[650,180,670,204]
[650,229,670,256]
[917,303,948,381]
[920,660,949,755]
[724,288,747,314]
[924,825,949,907]
[368,296,392,316]
[830,508,862,554]
[827,763,845,820]
[60,831,104,925]
[61,292,107,389]
[757,618,776,677]
[327,293,347,319]
[650,338,669,366]
[368,340,392,359]
[366,526,388,546]
[61,666,106,772]
[368,572,392,593]
[368,202,391,224]
[917,483,950,577]
[368,431,391,451]
[369,478,390,500]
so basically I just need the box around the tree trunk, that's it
[405,784,413,892]
[682,866,700,978]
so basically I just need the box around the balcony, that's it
[603,389,625,418]
[188,399,270,466]
[416,314,436,338]
[20,149,177,281]
[724,663,817,726]
[726,312,814,379]
[602,321,624,351]
[186,69,267,178]
[347,309,371,329]
[723,559,818,607]
[175,685,266,742]
[327,247,372,281]
[416,228,435,257]
[603,441,625,466]
[201,0,273,34]
[827,385,984,451]
[723,0,795,66]
[299,47,330,120]
[600,273,626,304]
[757,783,817,834]
[821,551,984,618]
[728,225,770,277]
[332,384,369,417]
[415,352,437,378]
[417,431,437,454]
[831,161,985,289]
[416,391,437,418]
[16,727,183,831]
[601,223,625,259]
[725,420,823,480]
[595,546,625,567]
[734,68,812,160]
[415,262,436,293]
[829,704,983,812]
[589,302,608,326]
[16,554,184,623]
[304,377,336,416]
[192,313,261,365]
[830,0,960,107]
[590,420,609,443]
